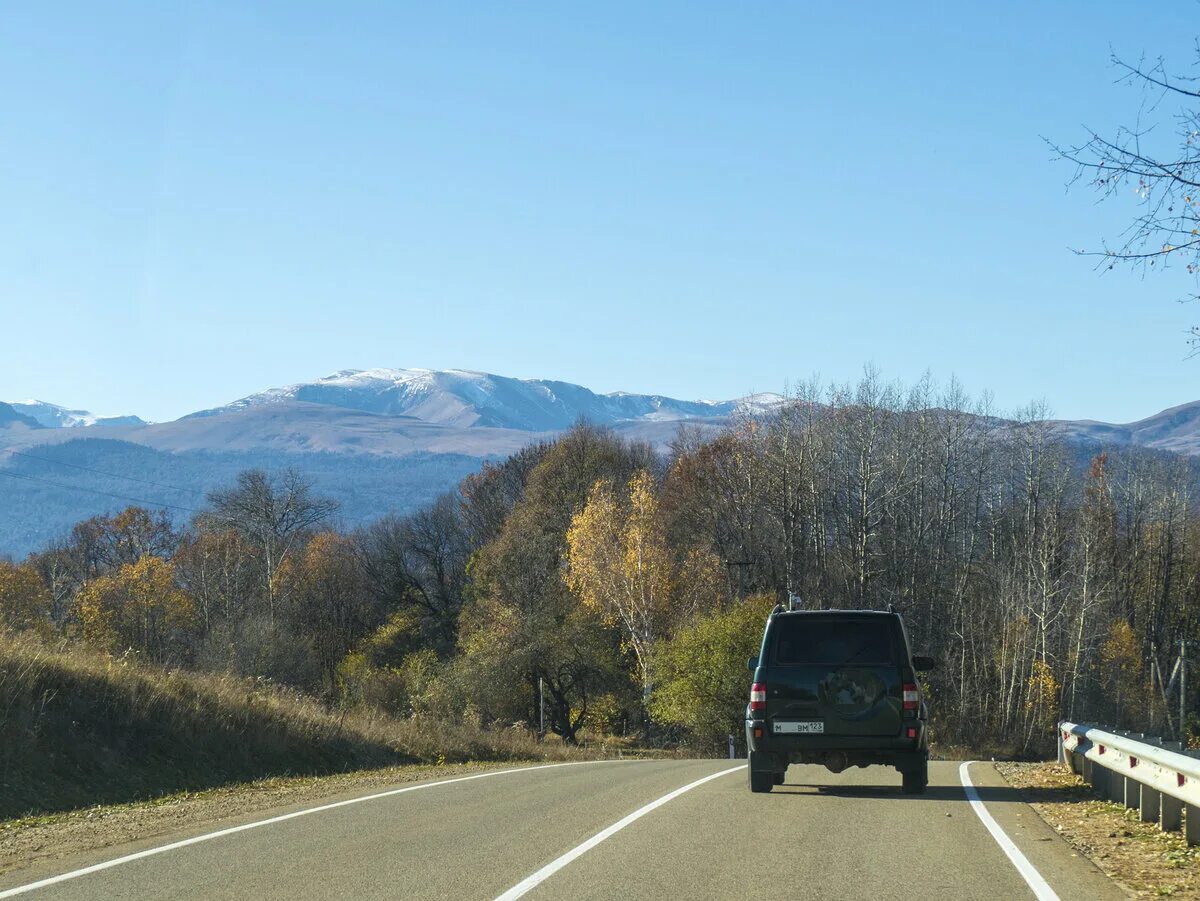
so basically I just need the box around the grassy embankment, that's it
[0,635,582,820]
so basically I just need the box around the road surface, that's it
[0,760,1124,900]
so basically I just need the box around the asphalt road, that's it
[0,759,1126,900]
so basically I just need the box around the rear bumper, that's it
[745,717,926,759]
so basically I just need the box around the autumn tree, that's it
[458,442,551,548]
[27,542,83,627]
[276,531,388,694]
[64,507,179,577]
[567,470,676,710]
[1098,619,1145,727]
[460,423,653,742]
[173,528,257,634]
[73,556,196,664]
[0,561,52,634]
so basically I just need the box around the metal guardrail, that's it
[1059,721,1200,845]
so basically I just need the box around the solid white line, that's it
[494,763,746,901]
[0,760,633,899]
[959,761,1060,901]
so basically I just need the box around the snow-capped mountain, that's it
[189,368,784,432]
[0,402,41,429]
[5,366,1200,558]
[9,400,146,429]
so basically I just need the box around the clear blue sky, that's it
[1,2,1195,423]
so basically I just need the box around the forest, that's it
[2,372,1195,756]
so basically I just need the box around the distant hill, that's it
[0,438,485,557]
[3,366,1199,557]
[1052,400,1200,456]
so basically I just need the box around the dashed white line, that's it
[494,764,747,901]
[0,760,634,899]
[959,761,1060,901]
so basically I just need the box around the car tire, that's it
[901,755,928,795]
[748,751,774,793]
[772,770,786,785]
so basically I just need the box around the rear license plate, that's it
[773,721,824,734]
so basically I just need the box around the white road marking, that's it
[0,760,634,899]
[494,764,746,901]
[959,761,1060,901]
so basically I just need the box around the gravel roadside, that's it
[997,760,1200,898]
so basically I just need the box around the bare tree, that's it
[1051,43,1200,345]
[357,493,469,654]
[201,469,338,625]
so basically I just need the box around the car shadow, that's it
[770,782,1057,803]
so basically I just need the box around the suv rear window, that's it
[771,617,896,666]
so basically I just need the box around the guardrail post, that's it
[1140,785,1161,823]
[1109,770,1125,803]
[1188,806,1200,846]
[1098,766,1117,802]
[1102,767,1118,801]
[1163,795,1183,832]
[1124,775,1139,809]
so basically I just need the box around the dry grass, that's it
[997,760,1200,898]
[0,634,590,820]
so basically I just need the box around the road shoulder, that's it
[0,761,545,884]
[997,760,1200,898]
[967,761,1129,899]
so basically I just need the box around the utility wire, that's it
[2,449,206,496]
[0,468,206,517]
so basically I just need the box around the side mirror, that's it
[912,654,937,672]
[747,655,759,672]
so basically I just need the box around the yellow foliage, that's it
[566,470,674,695]
[0,561,52,634]
[276,531,363,607]
[1099,620,1142,681]
[566,478,623,621]
[1025,659,1059,713]
[74,555,195,663]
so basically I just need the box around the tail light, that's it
[750,682,766,713]
[902,683,919,711]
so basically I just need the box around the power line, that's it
[2,449,206,496]
[0,468,206,517]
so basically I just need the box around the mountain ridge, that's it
[184,367,784,431]
[6,367,1200,453]
[10,400,146,429]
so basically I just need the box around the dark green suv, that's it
[744,608,935,794]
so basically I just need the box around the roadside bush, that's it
[649,593,774,752]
